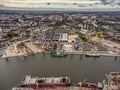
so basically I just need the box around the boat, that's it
[78,82,103,89]
[14,75,71,89]
[50,50,67,57]
[85,53,100,57]
[78,82,98,89]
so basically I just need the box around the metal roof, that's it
[56,29,68,34]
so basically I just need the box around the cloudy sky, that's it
[0,0,101,3]
[0,0,120,10]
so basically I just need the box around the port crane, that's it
[79,79,87,90]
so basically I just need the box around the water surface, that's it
[0,54,120,90]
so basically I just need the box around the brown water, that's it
[0,53,120,90]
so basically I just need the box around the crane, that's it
[79,79,87,90]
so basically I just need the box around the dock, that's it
[12,87,101,90]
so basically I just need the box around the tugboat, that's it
[50,50,67,57]
[13,75,71,89]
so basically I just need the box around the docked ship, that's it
[78,82,103,89]
[50,50,67,57]
[85,53,100,57]
[14,75,71,89]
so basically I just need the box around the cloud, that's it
[0,0,120,10]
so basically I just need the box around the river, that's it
[0,53,120,90]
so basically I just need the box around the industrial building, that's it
[56,29,68,42]
[68,34,79,43]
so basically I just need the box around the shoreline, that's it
[1,51,120,59]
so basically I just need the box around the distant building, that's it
[56,29,68,42]
[52,34,59,42]
[44,34,53,42]
[0,27,4,39]
[0,27,2,32]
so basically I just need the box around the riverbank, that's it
[2,45,120,59]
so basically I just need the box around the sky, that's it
[0,0,120,10]
[0,0,101,3]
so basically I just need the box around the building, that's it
[63,44,73,52]
[44,35,53,42]
[68,34,79,43]
[56,29,68,42]
[52,34,59,42]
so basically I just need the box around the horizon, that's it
[0,0,120,11]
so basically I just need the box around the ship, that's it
[85,53,100,57]
[78,82,103,89]
[50,50,67,57]
[14,75,71,89]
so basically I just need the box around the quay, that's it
[12,87,96,90]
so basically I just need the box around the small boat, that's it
[13,75,71,89]
[50,50,67,57]
[85,53,100,57]
[78,82,98,89]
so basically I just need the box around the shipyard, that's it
[0,11,120,59]
[0,9,120,90]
